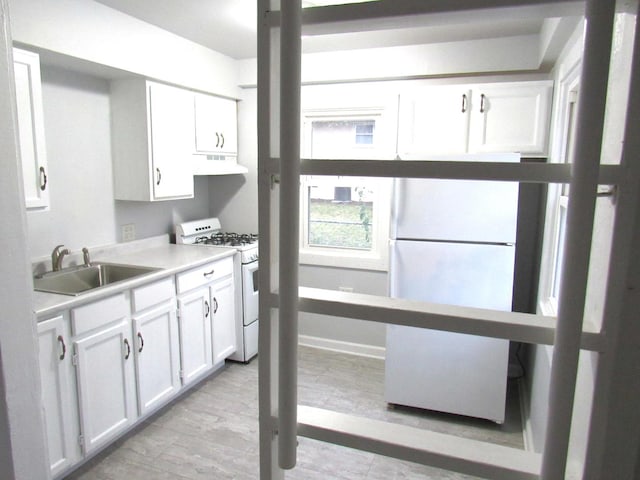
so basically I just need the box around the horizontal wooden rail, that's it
[268,0,585,37]
[297,406,542,480]
[267,288,605,351]
[266,157,622,185]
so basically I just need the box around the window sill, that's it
[300,249,388,272]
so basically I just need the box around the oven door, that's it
[242,260,259,326]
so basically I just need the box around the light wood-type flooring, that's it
[66,345,524,479]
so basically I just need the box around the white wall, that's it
[9,0,240,98]
[27,65,211,261]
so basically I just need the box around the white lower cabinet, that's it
[210,272,237,365]
[177,287,214,385]
[176,256,237,375]
[37,314,81,479]
[131,278,181,415]
[133,300,181,415]
[71,295,137,456]
[37,259,237,477]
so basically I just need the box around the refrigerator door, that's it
[384,239,515,423]
[392,153,519,244]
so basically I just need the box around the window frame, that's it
[539,62,581,317]
[299,101,396,271]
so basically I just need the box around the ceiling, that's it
[93,0,549,60]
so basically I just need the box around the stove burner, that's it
[193,232,258,247]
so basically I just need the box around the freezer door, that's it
[385,240,514,422]
[392,153,519,244]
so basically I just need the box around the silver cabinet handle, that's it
[203,269,215,278]
[215,132,220,148]
[480,93,486,113]
[220,133,225,149]
[124,338,131,360]
[137,332,144,353]
[57,335,66,361]
[39,166,47,191]
[205,300,210,318]
[461,94,467,113]
[156,168,161,185]
[213,297,219,314]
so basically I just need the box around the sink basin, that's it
[34,263,160,296]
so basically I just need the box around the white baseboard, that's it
[518,377,536,452]
[298,334,385,360]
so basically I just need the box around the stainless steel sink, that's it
[34,262,160,296]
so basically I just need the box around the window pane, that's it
[305,116,379,251]
[552,206,567,300]
[311,119,375,159]
[307,182,373,250]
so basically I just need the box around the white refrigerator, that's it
[384,153,519,423]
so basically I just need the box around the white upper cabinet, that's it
[398,86,472,156]
[468,82,553,155]
[192,92,247,175]
[398,80,553,157]
[111,79,195,201]
[194,93,238,156]
[13,48,50,210]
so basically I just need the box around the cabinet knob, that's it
[39,166,47,191]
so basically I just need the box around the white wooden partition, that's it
[257,1,640,478]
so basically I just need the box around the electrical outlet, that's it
[122,224,136,242]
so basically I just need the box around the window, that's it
[540,66,580,315]
[300,105,394,271]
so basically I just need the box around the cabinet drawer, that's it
[176,257,234,294]
[132,276,175,313]
[71,293,129,337]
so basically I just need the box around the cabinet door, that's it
[194,93,238,155]
[397,86,471,156]
[132,301,181,416]
[177,287,213,385]
[210,274,237,365]
[74,320,137,455]
[148,82,194,200]
[13,48,49,210]
[38,315,80,478]
[468,82,552,155]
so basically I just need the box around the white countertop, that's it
[33,243,236,317]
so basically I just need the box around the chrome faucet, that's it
[51,245,71,271]
[82,247,91,267]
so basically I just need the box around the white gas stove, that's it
[175,218,258,363]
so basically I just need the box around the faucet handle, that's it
[82,247,91,267]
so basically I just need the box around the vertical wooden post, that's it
[277,0,302,471]
[540,1,615,478]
